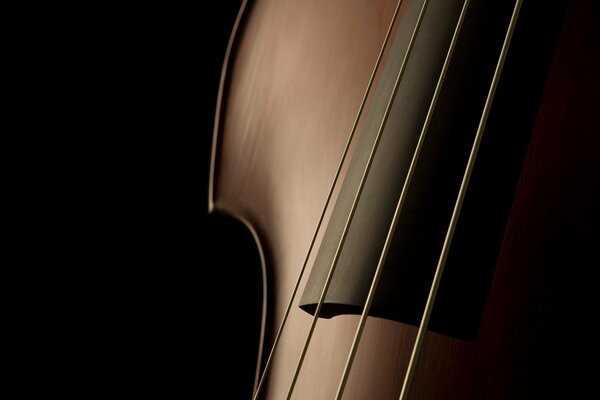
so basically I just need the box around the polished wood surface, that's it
[210,0,598,398]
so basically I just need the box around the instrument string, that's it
[286,0,430,398]
[333,0,472,397]
[251,1,405,398]
[398,1,523,398]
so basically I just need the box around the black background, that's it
[128,2,261,397]
[55,1,260,397]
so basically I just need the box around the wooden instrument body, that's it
[209,0,599,398]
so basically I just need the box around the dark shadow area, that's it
[204,213,264,398]
[58,1,260,397]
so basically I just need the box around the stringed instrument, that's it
[209,0,598,398]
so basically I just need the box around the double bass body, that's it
[210,0,599,398]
